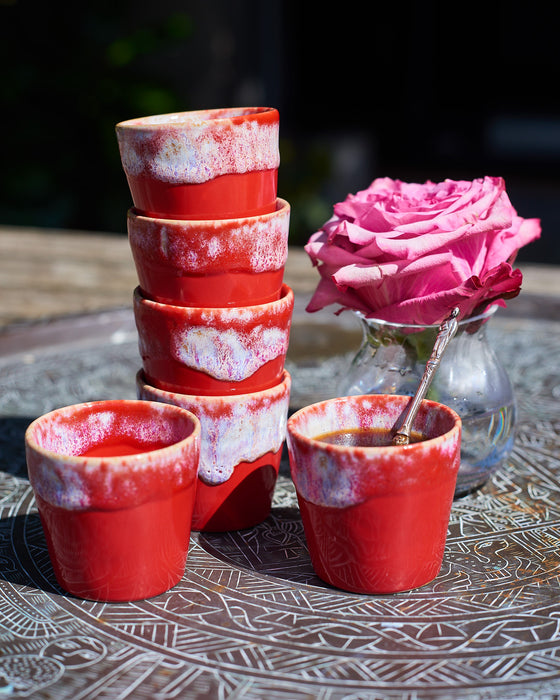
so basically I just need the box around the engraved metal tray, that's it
[1,308,559,699]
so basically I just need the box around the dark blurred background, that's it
[1,0,559,263]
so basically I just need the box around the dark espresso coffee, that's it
[314,427,426,447]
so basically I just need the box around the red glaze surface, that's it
[297,479,454,595]
[35,485,196,601]
[25,400,201,601]
[80,439,170,457]
[132,268,283,308]
[126,170,278,220]
[127,199,290,307]
[116,107,279,219]
[192,453,281,532]
[134,285,293,396]
[136,370,291,532]
[287,394,461,594]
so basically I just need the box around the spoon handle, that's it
[392,308,460,446]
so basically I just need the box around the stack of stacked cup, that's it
[115,107,293,532]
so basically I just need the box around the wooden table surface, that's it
[0,225,319,330]
[0,224,558,332]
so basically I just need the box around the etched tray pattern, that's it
[1,314,559,698]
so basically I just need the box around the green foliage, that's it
[1,5,334,242]
[279,137,333,246]
[1,6,194,233]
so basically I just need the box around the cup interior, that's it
[116,106,278,130]
[289,394,460,447]
[26,399,198,460]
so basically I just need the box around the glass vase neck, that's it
[357,305,499,334]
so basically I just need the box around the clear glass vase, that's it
[337,307,516,497]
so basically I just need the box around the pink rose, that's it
[305,176,541,325]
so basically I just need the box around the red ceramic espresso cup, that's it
[287,394,461,594]
[133,284,294,396]
[137,370,291,532]
[25,400,201,602]
[116,107,279,220]
[127,198,290,307]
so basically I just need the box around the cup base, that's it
[36,485,196,602]
[296,490,449,595]
[145,365,285,397]
[135,269,284,308]
[192,451,281,532]
[127,170,278,220]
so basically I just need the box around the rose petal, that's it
[304,176,541,325]
[359,263,523,325]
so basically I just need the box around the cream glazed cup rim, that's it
[134,283,293,313]
[116,107,278,131]
[357,305,499,331]
[136,369,292,404]
[25,399,201,467]
[287,394,462,455]
[127,197,290,227]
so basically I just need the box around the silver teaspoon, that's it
[392,307,460,446]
